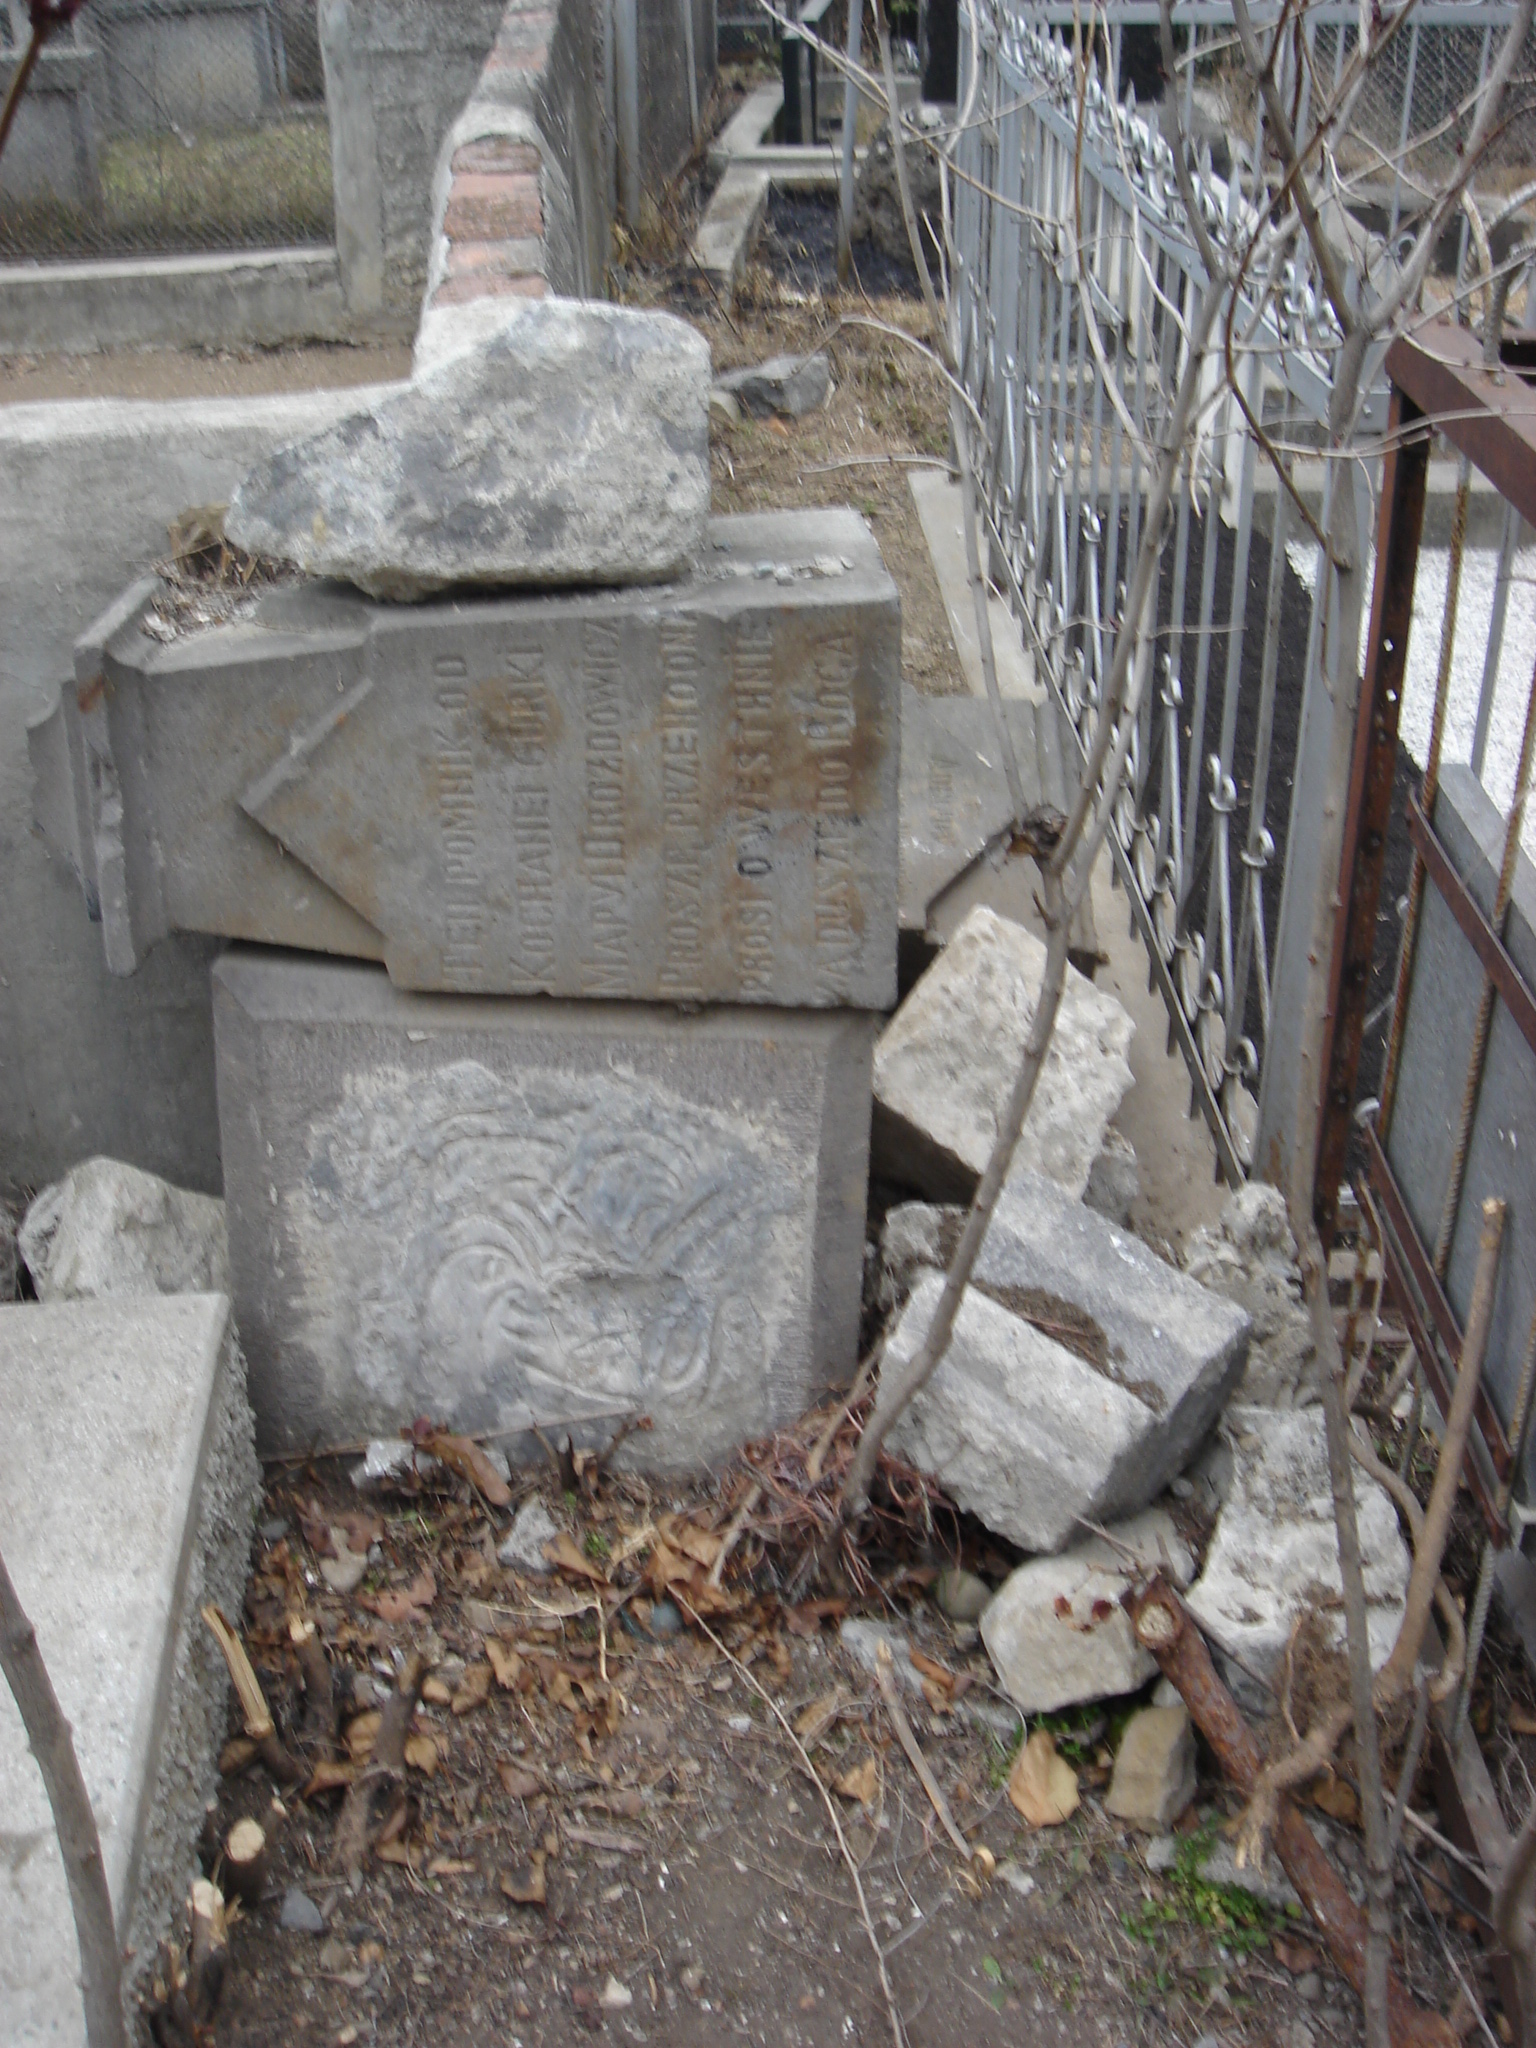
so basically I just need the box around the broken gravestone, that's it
[871,905,1134,1202]
[875,1171,1248,1551]
[19,1156,228,1303]
[0,1295,258,2044]
[1184,1182,1315,1406]
[226,300,711,598]
[1186,1406,1410,1700]
[213,947,876,1471]
[981,1508,1193,1712]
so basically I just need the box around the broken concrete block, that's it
[0,1295,258,2044]
[875,1199,961,1314]
[1184,1183,1315,1406]
[227,301,711,598]
[716,351,831,418]
[980,1510,1193,1711]
[1106,1705,1198,1830]
[1187,1406,1410,1688]
[877,1173,1248,1552]
[39,510,901,1010]
[871,905,1135,1202]
[19,1156,228,1303]
[897,689,1042,937]
[213,947,876,1473]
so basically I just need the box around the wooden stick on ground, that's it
[873,1641,989,1873]
[678,1597,905,2048]
[332,1650,429,1878]
[202,1604,305,1788]
[0,1545,128,2048]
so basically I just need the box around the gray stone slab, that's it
[39,509,901,1009]
[226,301,711,599]
[875,1171,1248,1551]
[0,1295,258,2046]
[19,1156,228,1303]
[897,689,1041,934]
[212,948,876,1470]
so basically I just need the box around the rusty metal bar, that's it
[1315,387,1430,1249]
[1386,323,1536,527]
[1405,791,1536,1060]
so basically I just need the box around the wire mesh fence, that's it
[0,0,333,262]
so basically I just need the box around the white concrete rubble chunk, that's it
[19,1155,228,1303]
[1184,1183,1315,1407]
[878,1173,1248,1552]
[872,905,1135,1202]
[1187,1406,1411,1685]
[981,1510,1193,1712]
[499,1497,563,1574]
[226,300,711,599]
[0,1296,259,2046]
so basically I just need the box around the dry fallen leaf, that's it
[422,1675,452,1706]
[1512,1705,1536,1737]
[345,1711,382,1764]
[452,1663,493,1716]
[426,1855,475,1877]
[487,1638,523,1690]
[910,1647,956,1695]
[1272,1935,1320,1975]
[545,1531,608,1584]
[1008,1731,1079,1828]
[376,1840,421,1870]
[497,1760,541,1800]
[795,1689,848,1745]
[422,1431,512,1507]
[834,1755,880,1806]
[1310,1775,1359,1825]
[565,1823,644,1855]
[403,1733,441,1777]
[361,1565,436,1624]
[500,1852,547,1907]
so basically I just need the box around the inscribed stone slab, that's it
[898,688,1041,934]
[213,948,876,1469]
[0,1295,255,2047]
[48,510,901,1008]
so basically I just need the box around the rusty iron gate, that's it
[1317,316,1536,2010]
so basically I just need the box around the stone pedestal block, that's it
[34,509,900,1009]
[213,948,876,1469]
[0,1295,258,2047]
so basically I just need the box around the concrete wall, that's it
[0,45,101,209]
[318,0,510,327]
[0,385,400,1197]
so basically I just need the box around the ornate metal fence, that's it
[948,0,1526,1187]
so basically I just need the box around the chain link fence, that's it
[0,0,333,262]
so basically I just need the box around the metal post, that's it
[614,0,641,228]
[679,0,700,147]
[837,0,863,282]
[782,11,803,145]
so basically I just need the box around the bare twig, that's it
[202,1604,306,1788]
[873,1641,982,1869]
[0,1545,127,2048]
[332,1648,430,1878]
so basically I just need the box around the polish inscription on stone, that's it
[163,509,905,1008]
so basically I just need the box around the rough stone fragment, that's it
[875,1199,962,1314]
[19,1156,228,1303]
[499,1497,562,1574]
[872,905,1135,1202]
[838,1618,925,1694]
[981,1511,1193,1712]
[1084,1129,1139,1228]
[878,1173,1249,1552]
[213,948,875,1472]
[280,1887,326,1935]
[43,510,900,1010]
[1105,1705,1198,1830]
[1187,1406,1410,1687]
[226,301,711,598]
[715,352,831,418]
[1184,1183,1315,1406]
[0,1295,258,2045]
[1145,1832,1301,1910]
[897,689,1042,936]
[350,1440,439,1490]
[934,1567,991,1624]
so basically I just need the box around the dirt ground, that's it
[187,1416,1498,2048]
